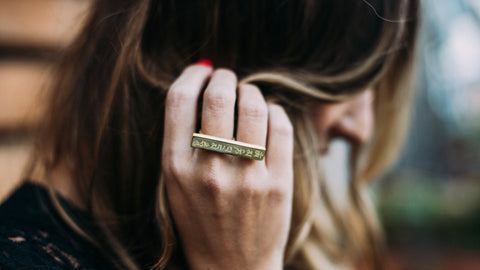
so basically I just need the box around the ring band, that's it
[191,133,266,160]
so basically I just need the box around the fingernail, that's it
[195,59,213,67]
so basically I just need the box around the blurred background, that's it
[0,0,478,269]
[378,0,480,269]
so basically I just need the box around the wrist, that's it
[186,253,283,270]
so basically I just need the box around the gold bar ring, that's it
[191,133,266,161]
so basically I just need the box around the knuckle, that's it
[204,88,236,112]
[267,186,288,204]
[240,83,260,92]
[197,159,225,196]
[240,99,268,120]
[181,66,196,75]
[213,68,237,82]
[184,65,205,73]
[167,83,195,106]
[238,182,260,199]
[200,176,222,197]
[271,116,293,137]
[237,172,269,199]
[162,158,188,180]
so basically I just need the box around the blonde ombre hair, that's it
[28,0,419,269]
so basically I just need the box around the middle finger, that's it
[201,69,237,139]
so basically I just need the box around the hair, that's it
[27,0,419,269]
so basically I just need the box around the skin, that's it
[161,64,374,269]
[311,87,374,154]
[48,64,374,269]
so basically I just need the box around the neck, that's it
[33,162,85,210]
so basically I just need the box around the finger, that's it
[236,84,268,147]
[201,69,237,139]
[265,104,294,172]
[163,65,212,156]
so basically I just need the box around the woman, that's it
[0,0,419,269]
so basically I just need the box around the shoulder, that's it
[0,223,104,270]
[0,183,113,270]
[0,229,65,270]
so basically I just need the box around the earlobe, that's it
[311,89,375,149]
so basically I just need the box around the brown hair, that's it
[29,0,419,269]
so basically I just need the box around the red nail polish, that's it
[196,59,213,67]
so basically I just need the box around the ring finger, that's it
[236,84,268,148]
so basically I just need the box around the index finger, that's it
[163,65,212,157]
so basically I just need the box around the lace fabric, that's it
[0,183,115,270]
[1,227,84,269]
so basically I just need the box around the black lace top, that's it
[0,182,116,270]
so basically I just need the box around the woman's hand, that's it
[162,64,294,270]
